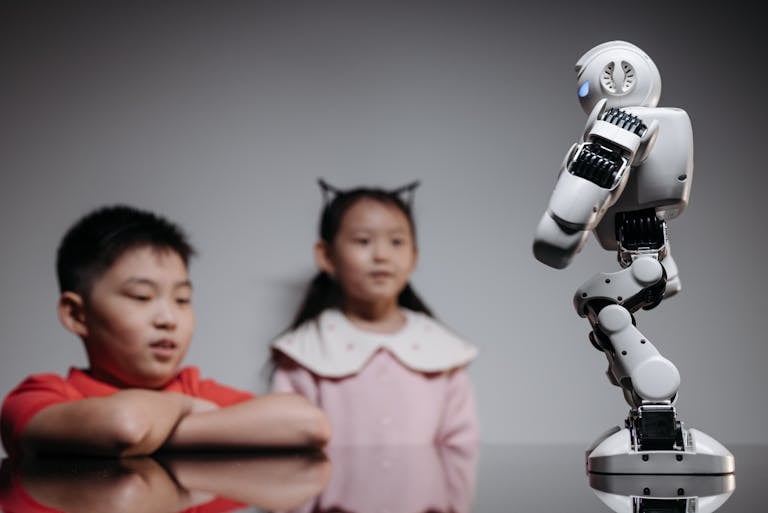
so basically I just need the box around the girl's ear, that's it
[314,240,335,276]
[57,291,89,338]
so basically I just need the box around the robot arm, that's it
[534,99,658,269]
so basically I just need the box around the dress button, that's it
[380,416,392,425]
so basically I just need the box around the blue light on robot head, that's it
[578,81,590,98]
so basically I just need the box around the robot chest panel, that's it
[593,107,693,250]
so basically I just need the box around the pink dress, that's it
[271,308,479,446]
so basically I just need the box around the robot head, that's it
[575,40,661,114]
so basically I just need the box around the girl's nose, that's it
[372,239,390,260]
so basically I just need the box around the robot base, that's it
[589,472,735,513]
[586,426,735,475]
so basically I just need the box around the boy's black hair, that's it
[56,204,196,296]
[287,180,433,331]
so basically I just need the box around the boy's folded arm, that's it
[20,389,194,457]
[163,392,331,449]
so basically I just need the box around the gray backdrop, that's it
[1,1,765,458]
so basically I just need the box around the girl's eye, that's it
[391,238,404,246]
[129,294,151,302]
[354,238,370,245]
[176,297,192,305]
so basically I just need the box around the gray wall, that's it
[1,1,765,458]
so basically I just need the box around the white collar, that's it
[272,309,478,378]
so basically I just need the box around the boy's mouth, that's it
[151,339,177,348]
[150,339,177,358]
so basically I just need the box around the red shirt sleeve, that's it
[1,367,254,457]
[182,497,248,513]
[1,374,83,459]
[175,367,254,406]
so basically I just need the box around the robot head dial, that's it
[575,40,661,114]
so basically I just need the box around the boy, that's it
[0,204,331,458]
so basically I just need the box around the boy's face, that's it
[74,246,195,389]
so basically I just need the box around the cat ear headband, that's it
[317,178,421,207]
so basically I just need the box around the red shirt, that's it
[0,366,253,458]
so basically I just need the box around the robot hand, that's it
[534,99,658,269]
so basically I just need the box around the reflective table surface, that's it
[0,443,762,513]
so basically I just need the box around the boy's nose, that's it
[153,302,177,330]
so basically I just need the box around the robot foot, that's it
[586,426,735,475]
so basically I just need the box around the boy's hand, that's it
[165,393,330,449]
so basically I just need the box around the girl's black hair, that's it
[287,179,433,331]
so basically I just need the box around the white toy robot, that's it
[534,40,734,475]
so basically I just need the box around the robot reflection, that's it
[533,40,735,476]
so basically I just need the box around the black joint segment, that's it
[601,107,648,136]
[634,410,682,451]
[569,143,623,188]
[616,209,665,250]
[636,498,687,513]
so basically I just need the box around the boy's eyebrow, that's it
[175,280,193,290]
[122,278,193,289]
[122,278,158,288]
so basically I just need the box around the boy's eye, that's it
[128,294,152,302]
[353,237,370,245]
[176,296,192,305]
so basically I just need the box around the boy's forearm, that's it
[21,389,193,457]
[113,390,195,456]
[164,393,331,449]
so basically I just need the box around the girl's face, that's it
[318,197,417,310]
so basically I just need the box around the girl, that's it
[269,179,479,446]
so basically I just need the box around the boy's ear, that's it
[314,240,335,276]
[57,292,89,338]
